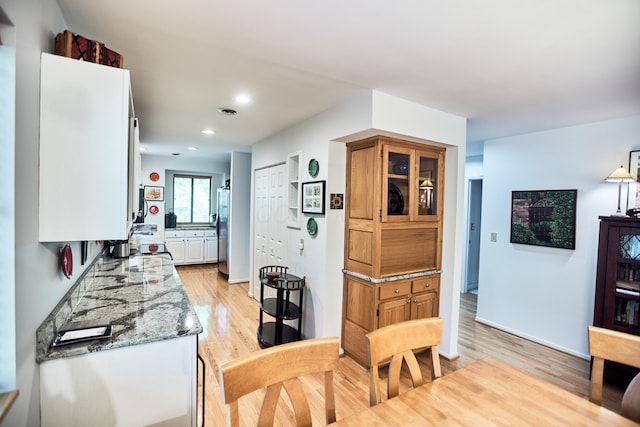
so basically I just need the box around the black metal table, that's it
[257,266,305,348]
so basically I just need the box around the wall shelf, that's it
[286,151,301,229]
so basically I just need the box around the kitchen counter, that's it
[35,250,202,363]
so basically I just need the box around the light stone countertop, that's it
[36,250,203,363]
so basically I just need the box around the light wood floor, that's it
[178,264,625,426]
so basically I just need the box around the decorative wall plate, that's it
[149,172,160,182]
[60,244,73,279]
[308,159,319,177]
[307,217,318,236]
[149,205,159,215]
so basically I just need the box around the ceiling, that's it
[56,0,640,161]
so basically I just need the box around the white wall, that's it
[477,115,640,358]
[251,91,467,356]
[251,92,373,338]
[3,1,103,425]
[228,152,251,283]
[0,31,16,393]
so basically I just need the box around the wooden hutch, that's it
[342,135,445,366]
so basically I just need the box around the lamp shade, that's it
[605,165,634,183]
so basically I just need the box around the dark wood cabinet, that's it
[594,216,640,384]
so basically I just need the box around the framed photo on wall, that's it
[510,189,577,250]
[144,185,164,201]
[302,180,325,214]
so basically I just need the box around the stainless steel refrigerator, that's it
[217,188,229,279]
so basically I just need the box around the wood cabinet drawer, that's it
[379,281,411,300]
[411,275,440,294]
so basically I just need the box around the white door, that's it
[254,168,270,297]
[252,164,286,298]
[268,165,286,265]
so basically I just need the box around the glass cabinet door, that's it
[609,228,640,333]
[384,147,412,219]
[416,151,439,218]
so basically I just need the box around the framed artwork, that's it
[629,151,640,210]
[510,189,577,250]
[302,180,326,214]
[144,185,164,201]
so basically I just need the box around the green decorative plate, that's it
[308,158,319,177]
[307,217,318,236]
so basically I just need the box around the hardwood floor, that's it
[178,264,625,426]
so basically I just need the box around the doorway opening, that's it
[464,179,482,297]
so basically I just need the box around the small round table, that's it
[257,270,305,348]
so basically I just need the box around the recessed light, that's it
[187,147,198,151]
[218,107,238,115]
[201,129,215,135]
[234,95,251,104]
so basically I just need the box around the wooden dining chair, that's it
[588,325,640,422]
[219,336,340,427]
[366,317,443,407]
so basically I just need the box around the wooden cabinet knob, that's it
[407,299,411,304]
[394,289,400,294]
[425,283,431,288]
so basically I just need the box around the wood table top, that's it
[334,356,636,426]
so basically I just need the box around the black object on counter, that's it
[165,211,177,228]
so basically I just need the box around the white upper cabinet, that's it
[39,53,132,242]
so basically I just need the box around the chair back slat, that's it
[220,336,340,426]
[366,317,443,406]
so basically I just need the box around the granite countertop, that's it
[165,226,216,231]
[342,269,442,283]
[36,250,203,363]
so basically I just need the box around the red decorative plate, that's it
[149,205,159,215]
[61,244,73,279]
[149,172,160,182]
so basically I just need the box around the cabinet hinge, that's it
[376,308,379,316]
[379,209,382,219]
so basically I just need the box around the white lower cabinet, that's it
[40,336,197,427]
[185,238,204,263]
[166,229,217,265]
[204,230,218,262]
[165,230,186,264]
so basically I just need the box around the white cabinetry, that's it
[40,336,197,427]
[165,230,186,264]
[166,229,217,265]
[204,230,218,262]
[185,230,205,263]
[39,53,133,242]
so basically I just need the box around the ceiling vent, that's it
[217,107,238,116]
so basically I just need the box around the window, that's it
[173,175,212,224]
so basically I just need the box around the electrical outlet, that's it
[490,233,497,242]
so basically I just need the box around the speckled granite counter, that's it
[342,268,442,283]
[36,251,203,363]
